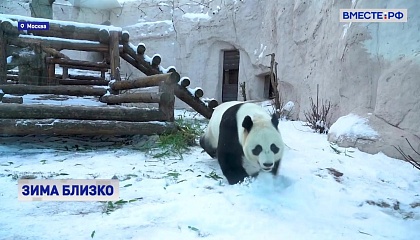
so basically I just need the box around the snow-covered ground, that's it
[0,108,419,240]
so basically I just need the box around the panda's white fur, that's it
[200,101,285,184]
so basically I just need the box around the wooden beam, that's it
[0,119,177,136]
[8,35,111,52]
[0,20,20,35]
[109,31,121,81]
[0,30,6,84]
[123,42,160,76]
[111,72,180,91]
[205,99,219,109]
[137,44,146,55]
[41,47,69,59]
[1,14,122,42]
[0,104,169,122]
[120,53,150,74]
[99,92,170,104]
[0,84,107,96]
[174,84,213,119]
[47,57,109,69]
[98,29,110,44]
[59,78,109,86]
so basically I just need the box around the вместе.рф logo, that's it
[340,9,407,22]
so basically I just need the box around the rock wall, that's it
[2,0,419,159]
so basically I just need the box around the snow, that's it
[329,114,379,141]
[159,65,176,74]
[6,56,13,64]
[21,94,107,107]
[0,109,419,239]
[19,34,101,44]
[182,12,211,22]
[281,101,295,112]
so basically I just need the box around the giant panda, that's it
[200,101,285,185]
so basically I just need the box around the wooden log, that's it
[9,35,111,52]
[59,78,109,86]
[178,77,190,87]
[98,29,110,44]
[159,81,175,122]
[189,87,203,98]
[41,47,69,59]
[1,95,23,104]
[206,99,219,109]
[0,30,7,84]
[152,55,161,67]
[47,63,56,84]
[67,74,104,80]
[0,20,19,35]
[99,92,171,104]
[62,67,69,79]
[0,119,177,136]
[123,42,160,75]
[59,64,108,72]
[1,14,122,42]
[137,44,146,55]
[121,31,130,43]
[0,84,107,96]
[174,84,213,119]
[111,72,180,91]
[109,31,121,81]
[47,57,110,69]
[0,104,169,122]
[120,53,150,74]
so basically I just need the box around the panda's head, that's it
[241,113,284,172]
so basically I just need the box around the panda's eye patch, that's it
[270,144,279,154]
[252,145,262,155]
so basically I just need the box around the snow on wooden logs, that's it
[110,72,180,91]
[46,57,109,70]
[0,119,177,136]
[0,84,107,96]
[99,92,171,104]
[137,43,146,55]
[0,14,122,42]
[178,77,190,88]
[1,95,23,104]
[58,79,110,86]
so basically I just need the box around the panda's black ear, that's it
[271,113,279,128]
[242,116,253,132]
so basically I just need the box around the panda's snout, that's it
[261,162,274,171]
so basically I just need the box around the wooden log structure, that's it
[151,55,161,68]
[0,20,20,36]
[0,119,177,136]
[99,92,170,104]
[98,29,110,44]
[137,44,146,55]
[0,104,169,122]
[42,47,69,59]
[0,84,107,96]
[110,72,180,91]
[120,53,151,74]
[59,78,109,86]
[0,14,122,42]
[174,84,214,119]
[203,99,219,109]
[188,87,204,98]
[6,74,19,82]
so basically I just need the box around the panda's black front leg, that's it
[218,152,249,185]
[270,161,280,176]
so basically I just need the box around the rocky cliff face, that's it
[3,0,419,159]
[110,0,419,159]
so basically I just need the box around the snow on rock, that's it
[329,114,379,141]
[181,12,211,22]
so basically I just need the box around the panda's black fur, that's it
[200,101,285,185]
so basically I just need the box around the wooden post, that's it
[109,31,121,81]
[0,29,6,84]
[62,67,69,79]
[47,62,56,84]
[179,77,190,88]
[59,79,109,86]
[99,92,168,104]
[159,80,176,122]
[174,84,214,119]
